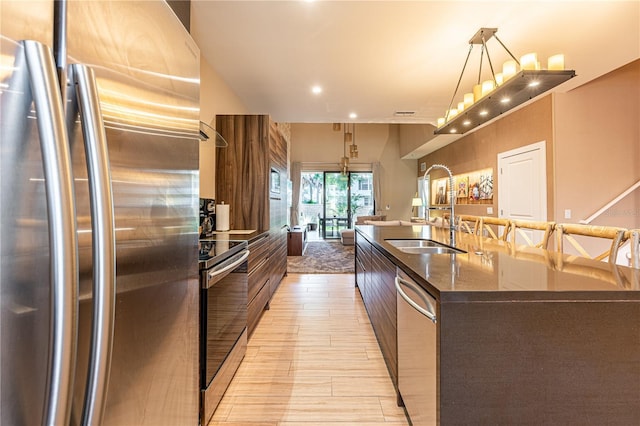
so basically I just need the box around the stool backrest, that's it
[478,217,511,241]
[510,220,555,249]
[555,223,627,263]
[629,229,640,268]
[457,215,480,234]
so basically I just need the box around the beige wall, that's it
[416,59,640,230]
[554,59,640,229]
[290,123,418,221]
[398,124,438,158]
[417,96,555,219]
[198,56,247,199]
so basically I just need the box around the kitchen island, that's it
[355,225,640,425]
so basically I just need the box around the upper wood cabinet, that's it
[215,115,271,231]
[215,114,289,308]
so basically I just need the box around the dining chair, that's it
[555,223,628,264]
[510,220,555,249]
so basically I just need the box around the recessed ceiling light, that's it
[479,110,489,116]
[528,81,540,88]
[311,85,322,95]
[349,112,357,119]
[500,97,511,104]
[462,120,471,126]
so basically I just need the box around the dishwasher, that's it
[396,268,437,426]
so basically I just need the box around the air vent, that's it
[394,111,415,117]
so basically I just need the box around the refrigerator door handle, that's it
[22,40,79,426]
[70,63,116,426]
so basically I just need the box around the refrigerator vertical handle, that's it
[70,63,116,426]
[23,40,79,426]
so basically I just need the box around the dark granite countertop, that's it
[356,225,640,303]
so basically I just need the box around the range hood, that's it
[199,121,229,147]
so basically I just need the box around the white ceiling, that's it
[190,1,639,126]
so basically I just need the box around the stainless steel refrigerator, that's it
[1,1,200,425]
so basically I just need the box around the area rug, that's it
[287,240,355,274]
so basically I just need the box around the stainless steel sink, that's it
[385,239,466,255]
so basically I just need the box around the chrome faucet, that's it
[423,164,456,247]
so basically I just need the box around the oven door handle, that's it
[206,250,250,284]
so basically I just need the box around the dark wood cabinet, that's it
[355,229,398,390]
[355,231,371,303]
[216,115,289,335]
[368,243,398,388]
[268,120,288,294]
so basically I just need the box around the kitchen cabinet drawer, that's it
[248,234,270,271]
[248,256,270,304]
[247,278,270,336]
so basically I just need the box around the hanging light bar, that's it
[434,28,576,135]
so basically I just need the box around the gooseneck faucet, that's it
[423,164,455,247]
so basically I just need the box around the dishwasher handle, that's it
[395,276,437,324]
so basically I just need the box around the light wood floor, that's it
[208,273,409,425]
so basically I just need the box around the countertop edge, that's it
[355,225,640,303]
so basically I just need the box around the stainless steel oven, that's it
[199,239,249,425]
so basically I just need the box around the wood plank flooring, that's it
[208,273,409,425]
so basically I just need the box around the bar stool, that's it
[510,220,555,249]
[478,216,511,241]
[555,223,628,264]
[629,229,639,268]
[456,214,480,234]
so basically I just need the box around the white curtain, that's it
[372,162,382,215]
[290,161,302,226]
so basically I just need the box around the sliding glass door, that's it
[300,171,374,239]
[323,172,349,238]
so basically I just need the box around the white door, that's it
[498,141,547,245]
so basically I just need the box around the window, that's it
[359,180,371,191]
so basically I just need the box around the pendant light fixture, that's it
[340,124,350,175]
[339,123,360,174]
[434,27,576,135]
[349,123,358,159]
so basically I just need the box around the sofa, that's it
[339,215,388,245]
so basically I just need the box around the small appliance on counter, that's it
[199,198,216,238]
